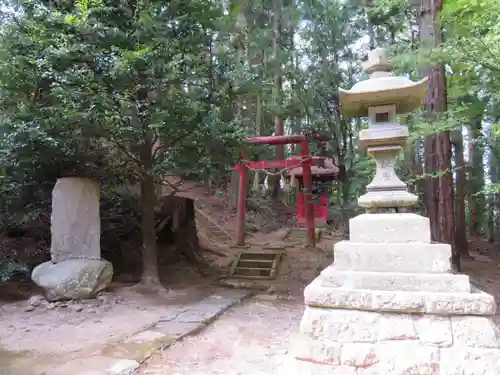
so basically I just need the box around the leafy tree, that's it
[0,0,244,288]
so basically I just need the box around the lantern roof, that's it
[339,48,429,118]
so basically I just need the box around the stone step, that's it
[319,268,471,293]
[349,213,431,243]
[304,278,496,316]
[334,240,452,273]
[228,249,284,280]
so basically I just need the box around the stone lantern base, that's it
[283,213,500,375]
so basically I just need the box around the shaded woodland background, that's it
[0,0,498,286]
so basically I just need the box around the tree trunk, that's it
[423,135,439,239]
[487,120,500,242]
[252,91,264,191]
[139,137,161,286]
[363,0,376,49]
[271,0,284,198]
[229,11,246,211]
[487,155,497,242]
[420,0,457,269]
[410,138,424,198]
[452,128,470,257]
[468,107,486,236]
[230,170,240,211]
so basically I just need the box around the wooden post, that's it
[300,140,315,247]
[235,163,247,246]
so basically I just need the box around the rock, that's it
[114,295,124,303]
[31,258,113,302]
[27,295,44,307]
[69,304,84,312]
[87,299,103,307]
[49,178,101,262]
[107,359,139,375]
[47,303,56,310]
[98,294,113,305]
[24,305,36,312]
[266,286,277,295]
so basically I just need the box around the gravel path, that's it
[136,296,304,375]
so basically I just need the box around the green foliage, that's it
[0,0,498,254]
[0,0,249,221]
[0,261,29,283]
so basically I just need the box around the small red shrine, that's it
[285,156,340,226]
[232,134,343,248]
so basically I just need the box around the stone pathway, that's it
[135,296,304,375]
[2,288,250,375]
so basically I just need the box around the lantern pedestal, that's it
[283,48,500,375]
[358,145,418,210]
[282,213,500,375]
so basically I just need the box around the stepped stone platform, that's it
[284,213,500,375]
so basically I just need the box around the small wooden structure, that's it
[228,249,284,280]
[284,157,340,226]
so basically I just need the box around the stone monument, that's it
[32,177,113,301]
[283,48,500,374]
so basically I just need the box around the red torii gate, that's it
[232,135,324,248]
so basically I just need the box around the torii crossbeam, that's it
[232,135,320,247]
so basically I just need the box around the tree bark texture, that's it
[420,0,457,267]
[467,109,486,236]
[139,135,161,286]
[229,15,246,210]
[487,119,500,243]
[452,129,469,257]
[271,0,284,198]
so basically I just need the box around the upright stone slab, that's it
[283,48,500,375]
[31,177,113,301]
[50,177,101,261]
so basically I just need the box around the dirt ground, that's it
[135,297,304,375]
[0,268,215,373]
[1,224,499,375]
[133,238,500,375]
[0,225,337,374]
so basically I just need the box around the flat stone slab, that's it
[101,331,174,361]
[334,240,453,273]
[107,359,140,375]
[45,355,120,375]
[304,280,496,316]
[46,288,251,375]
[349,213,431,243]
[151,321,202,337]
[320,267,471,293]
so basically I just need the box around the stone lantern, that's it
[283,48,500,375]
[340,47,427,210]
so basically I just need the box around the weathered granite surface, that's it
[50,177,101,262]
[31,177,113,301]
[31,258,113,301]
[284,213,500,375]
